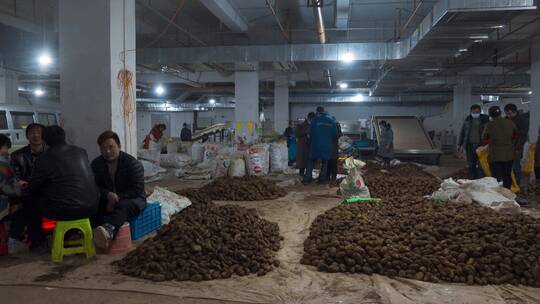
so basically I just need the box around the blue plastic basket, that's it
[129,202,161,240]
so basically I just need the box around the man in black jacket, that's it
[458,104,490,179]
[91,130,146,250]
[9,123,45,242]
[180,123,192,142]
[28,126,99,251]
[504,103,529,185]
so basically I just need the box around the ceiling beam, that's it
[198,0,248,32]
[0,12,40,33]
[334,0,350,28]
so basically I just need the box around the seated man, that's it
[28,126,99,251]
[91,131,145,250]
[0,134,23,222]
[9,123,45,245]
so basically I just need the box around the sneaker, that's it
[93,224,114,250]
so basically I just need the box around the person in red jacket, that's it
[142,124,166,149]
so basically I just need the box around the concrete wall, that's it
[290,103,447,122]
[136,111,193,145]
[198,108,234,127]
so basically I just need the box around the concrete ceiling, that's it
[0,0,539,106]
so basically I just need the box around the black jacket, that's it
[28,144,99,221]
[10,145,43,181]
[180,127,192,142]
[91,151,146,211]
[509,112,529,155]
[459,114,490,147]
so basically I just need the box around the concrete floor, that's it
[2,158,540,304]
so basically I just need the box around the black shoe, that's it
[29,242,49,255]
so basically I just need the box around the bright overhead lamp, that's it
[341,52,354,63]
[154,85,165,96]
[473,40,483,43]
[209,98,216,104]
[38,53,52,66]
[339,83,348,89]
[492,25,505,29]
[529,91,533,95]
[469,34,489,40]
[351,94,365,102]
[34,88,45,97]
[459,48,468,52]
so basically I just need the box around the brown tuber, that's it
[301,196,540,287]
[115,201,282,282]
[200,176,287,201]
[363,163,440,198]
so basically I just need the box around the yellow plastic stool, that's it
[51,218,96,263]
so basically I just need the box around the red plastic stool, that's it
[107,223,133,255]
[0,223,8,256]
[42,218,56,232]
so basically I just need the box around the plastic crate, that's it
[353,140,371,148]
[129,202,161,240]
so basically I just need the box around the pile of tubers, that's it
[520,182,540,204]
[363,164,440,198]
[175,188,213,205]
[301,196,540,286]
[201,176,287,201]
[116,202,282,282]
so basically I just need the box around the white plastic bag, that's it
[270,143,288,173]
[147,186,192,224]
[159,153,191,168]
[339,157,371,198]
[138,149,161,164]
[214,156,231,178]
[228,158,246,177]
[191,142,205,163]
[245,144,269,176]
[339,136,353,152]
[430,177,520,213]
[140,159,166,178]
[204,143,222,162]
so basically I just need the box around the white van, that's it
[0,105,61,149]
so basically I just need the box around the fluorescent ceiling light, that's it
[155,85,165,96]
[351,94,364,102]
[38,53,52,66]
[459,48,468,52]
[34,89,45,97]
[470,34,489,39]
[529,91,533,95]
[209,98,216,104]
[339,83,348,89]
[492,25,505,29]
[341,52,354,63]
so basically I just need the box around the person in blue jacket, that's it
[303,106,338,184]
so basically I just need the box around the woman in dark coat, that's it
[296,112,315,177]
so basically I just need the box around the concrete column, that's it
[530,43,540,142]
[59,0,137,159]
[234,64,259,143]
[274,76,289,133]
[452,77,472,139]
[0,69,19,104]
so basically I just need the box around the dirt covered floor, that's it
[1,172,540,304]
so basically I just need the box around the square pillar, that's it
[59,0,137,159]
[452,77,472,138]
[274,76,289,133]
[530,43,540,142]
[0,69,19,104]
[234,63,259,143]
